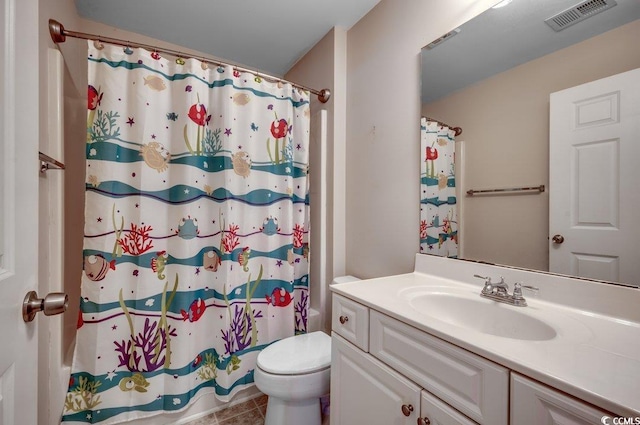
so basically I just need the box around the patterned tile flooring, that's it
[183,395,268,425]
[183,394,330,425]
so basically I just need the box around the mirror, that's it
[420,0,640,287]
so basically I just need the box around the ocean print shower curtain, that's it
[420,118,458,257]
[62,41,310,424]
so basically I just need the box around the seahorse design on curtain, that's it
[62,41,310,424]
[420,118,458,258]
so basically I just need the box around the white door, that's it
[549,68,640,286]
[0,0,40,424]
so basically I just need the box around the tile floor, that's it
[183,395,330,425]
[184,395,268,425]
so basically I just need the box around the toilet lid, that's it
[257,331,331,375]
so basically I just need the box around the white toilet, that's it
[254,276,360,425]
[254,331,331,425]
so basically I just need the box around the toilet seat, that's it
[257,331,331,375]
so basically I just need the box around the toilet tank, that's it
[307,276,360,333]
[331,276,360,286]
[308,276,361,333]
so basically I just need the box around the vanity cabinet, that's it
[510,373,610,425]
[331,294,506,425]
[332,332,478,425]
[331,294,616,425]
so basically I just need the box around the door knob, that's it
[552,234,565,244]
[22,291,69,322]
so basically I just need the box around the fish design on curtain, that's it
[62,42,310,424]
[420,118,458,258]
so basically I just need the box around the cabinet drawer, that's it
[510,373,611,425]
[370,310,508,425]
[332,294,369,351]
[420,390,478,425]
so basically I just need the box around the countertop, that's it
[331,270,640,417]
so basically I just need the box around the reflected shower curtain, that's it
[62,42,310,424]
[420,118,458,257]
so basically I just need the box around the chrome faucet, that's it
[473,275,539,307]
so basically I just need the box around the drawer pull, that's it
[417,418,431,425]
[339,315,349,324]
[401,404,414,416]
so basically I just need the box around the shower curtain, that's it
[420,118,458,258]
[62,42,310,424]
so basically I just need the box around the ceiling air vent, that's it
[545,0,617,32]
[424,28,460,50]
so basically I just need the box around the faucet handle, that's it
[513,282,539,299]
[474,274,494,295]
[473,274,491,283]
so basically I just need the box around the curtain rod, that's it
[48,19,331,104]
[423,116,463,137]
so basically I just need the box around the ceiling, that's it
[74,0,382,77]
[421,0,640,103]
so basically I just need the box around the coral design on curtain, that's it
[420,118,458,257]
[62,42,310,424]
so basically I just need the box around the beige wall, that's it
[286,27,348,332]
[423,20,640,271]
[344,0,496,278]
[38,2,85,423]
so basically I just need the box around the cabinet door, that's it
[331,333,421,425]
[420,390,478,425]
[511,373,611,425]
[370,310,509,425]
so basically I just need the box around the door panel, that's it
[0,0,40,424]
[573,140,617,227]
[549,68,640,285]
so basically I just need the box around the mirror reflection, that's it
[420,0,640,287]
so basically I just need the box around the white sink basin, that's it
[405,291,557,341]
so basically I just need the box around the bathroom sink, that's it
[406,292,557,341]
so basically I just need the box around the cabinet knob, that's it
[401,404,414,416]
[417,418,431,425]
[339,315,349,324]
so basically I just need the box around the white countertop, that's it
[331,264,640,417]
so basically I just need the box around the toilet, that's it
[254,276,360,425]
[254,331,331,425]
